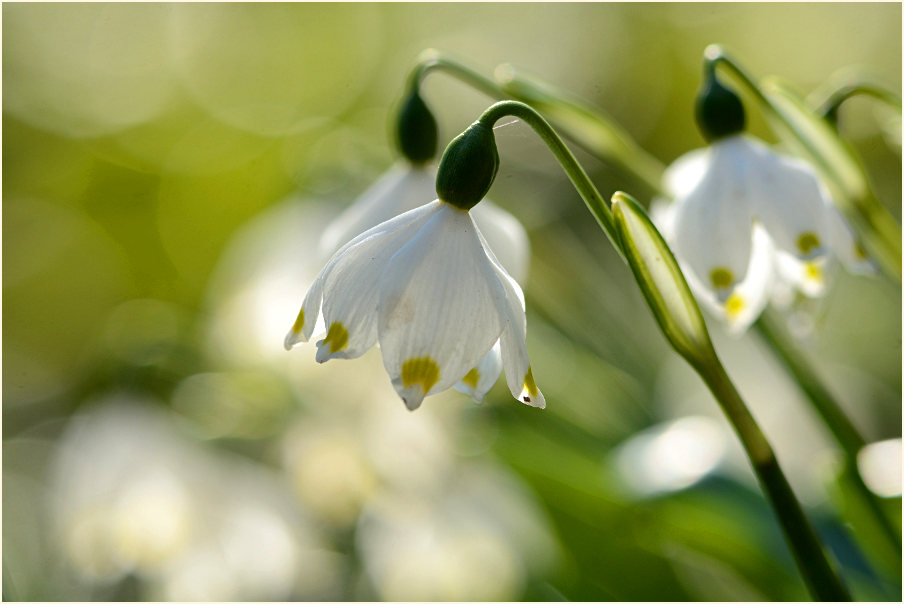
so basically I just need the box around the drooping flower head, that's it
[654,65,873,334]
[286,121,544,411]
[313,87,531,404]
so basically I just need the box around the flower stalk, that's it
[611,193,851,601]
[475,101,620,249]
[536,49,898,566]
[459,101,851,599]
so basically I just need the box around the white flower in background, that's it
[654,134,873,334]
[284,198,544,411]
[318,161,530,403]
[50,398,342,601]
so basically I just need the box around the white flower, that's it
[284,199,544,411]
[654,134,873,334]
[314,160,530,403]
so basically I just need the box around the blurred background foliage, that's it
[3,3,901,601]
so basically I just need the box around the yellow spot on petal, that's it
[725,293,745,319]
[462,368,480,389]
[291,308,305,334]
[401,357,440,394]
[854,241,869,260]
[710,267,734,290]
[522,367,539,403]
[323,321,348,354]
[804,261,823,283]
[796,232,821,255]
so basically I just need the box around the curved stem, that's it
[815,81,903,122]
[704,45,780,123]
[696,358,853,601]
[468,102,853,600]
[408,49,505,100]
[494,64,669,196]
[476,101,620,249]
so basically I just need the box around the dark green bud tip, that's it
[695,68,746,142]
[396,89,438,164]
[435,122,499,211]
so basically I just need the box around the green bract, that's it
[396,90,438,164]
[611,191,716,370]
[696,68,746,142]
[435,122,499,211]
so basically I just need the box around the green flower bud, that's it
[435,122,499,211]
[396,89,438,164]
[696,67,746,142]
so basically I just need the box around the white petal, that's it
[318,162,436,259]
[453,341,503,403]
[774,251,830,298]
[378,204,506,410]
[470,201,531,284]
[649,199,677,241]
[671,142,755,301]
[663,147,709,197]
[284,272,324,349]
[316,200,443,363]
[750,152,829,261]
[285,201,441,354]
[824,202,877,275]
[478,249,544,408]
[681,224,774,335]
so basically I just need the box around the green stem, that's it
[695,358,853,601]
[473,101,852,600]
[494,64,669,196]
[755,311,902,557]
[814,81,903,123]
[476,100,620,249]
[703,45,779,122]
[408,49,505,100]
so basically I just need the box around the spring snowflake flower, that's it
[284,197,544,411]
[314,161,530,404]
[654,134,872,334]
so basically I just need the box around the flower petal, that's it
[378,204,506,410]
[476,233,544,408]
[315,201,443,363]
[453,341,503,403]
[318,162,436,259]
[671,142,755,302]
[470,201,530,284]
[681,224,774,335]
[774,251,830,298]
[750,153,829,261]
[663,147,709,197]
[285,201,440,354]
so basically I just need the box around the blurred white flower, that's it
[285,199,544,411]
[654,134,873,334]
[50,398,342,600]
[356,466,557,601]
[318,160,530,402]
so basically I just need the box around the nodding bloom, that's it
[285,120,543,411]
[284,199,543,411]
[654,133,873,334]
[314,163,530,404]
[652,67,872,335]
